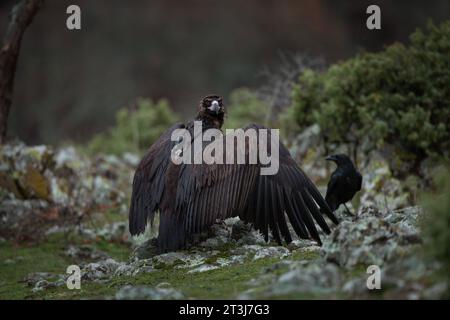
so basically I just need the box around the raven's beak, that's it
[208,100,221,114]
[325,155,336,162]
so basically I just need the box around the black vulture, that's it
[129,95,339,252]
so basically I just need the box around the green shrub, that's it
[87,98,178,155]
[286,21,450,170]
[223,88,270,130]
[420,167,450,295]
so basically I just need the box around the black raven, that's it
[129,95,339,252]
[325,154,362,216]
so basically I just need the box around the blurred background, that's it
[1,0,450,144]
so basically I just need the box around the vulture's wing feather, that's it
[129,122,185,235]
[161,123,338,250]
[175,163,258,237]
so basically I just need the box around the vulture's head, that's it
[198,95,225,128]
[199,95,225,116]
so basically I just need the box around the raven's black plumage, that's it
[129,95,339,252]
[325,154,362,215]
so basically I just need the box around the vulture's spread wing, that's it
[169,124,338,250]
[129,122,185,235]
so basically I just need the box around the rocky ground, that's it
[0,139,448,299]
[3,206,444,300]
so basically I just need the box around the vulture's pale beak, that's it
[325,155,337,162]
[208,100,221,114]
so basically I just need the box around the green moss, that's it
[0,231,131,300]
[93,240,130,261]
[0,239,328,300]
[6,229,419,300]
[290,250,321,261]
[28,256,287,300]
[8,222,431,300]
[1,238,411,300]
[0,240,73,299]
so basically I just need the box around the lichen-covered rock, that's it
[188,264,220,273]
[198,236,229,249]
[198,221,232,249]
[31,280,53,292]
[64,245,110,261]
[0,142,138,242]
[288,125,328,183]
[255,246,290,260]
[0,143,53,199]
[341,253,447,299]
[0,199,51,241]
[194,217,268,249]
[153,251,208,269]
[290,124,322,159]
[24,272,66,292]
[244,260,342,299]
[115,285,184,300]
[287,239,319,251]
[216,255,247,267]
[131,238,159,260]
[24,272,57,286]
[278,262,341,294]
[359,155,415,211]
[321,206,422,268]
[231,245,290,260]
[81,259,124,281]
[95,221,129,242]
[230,219,266,245]
[19,166,50,199]
[115,259,154,276]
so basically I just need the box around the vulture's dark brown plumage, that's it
[129,95,338,252]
